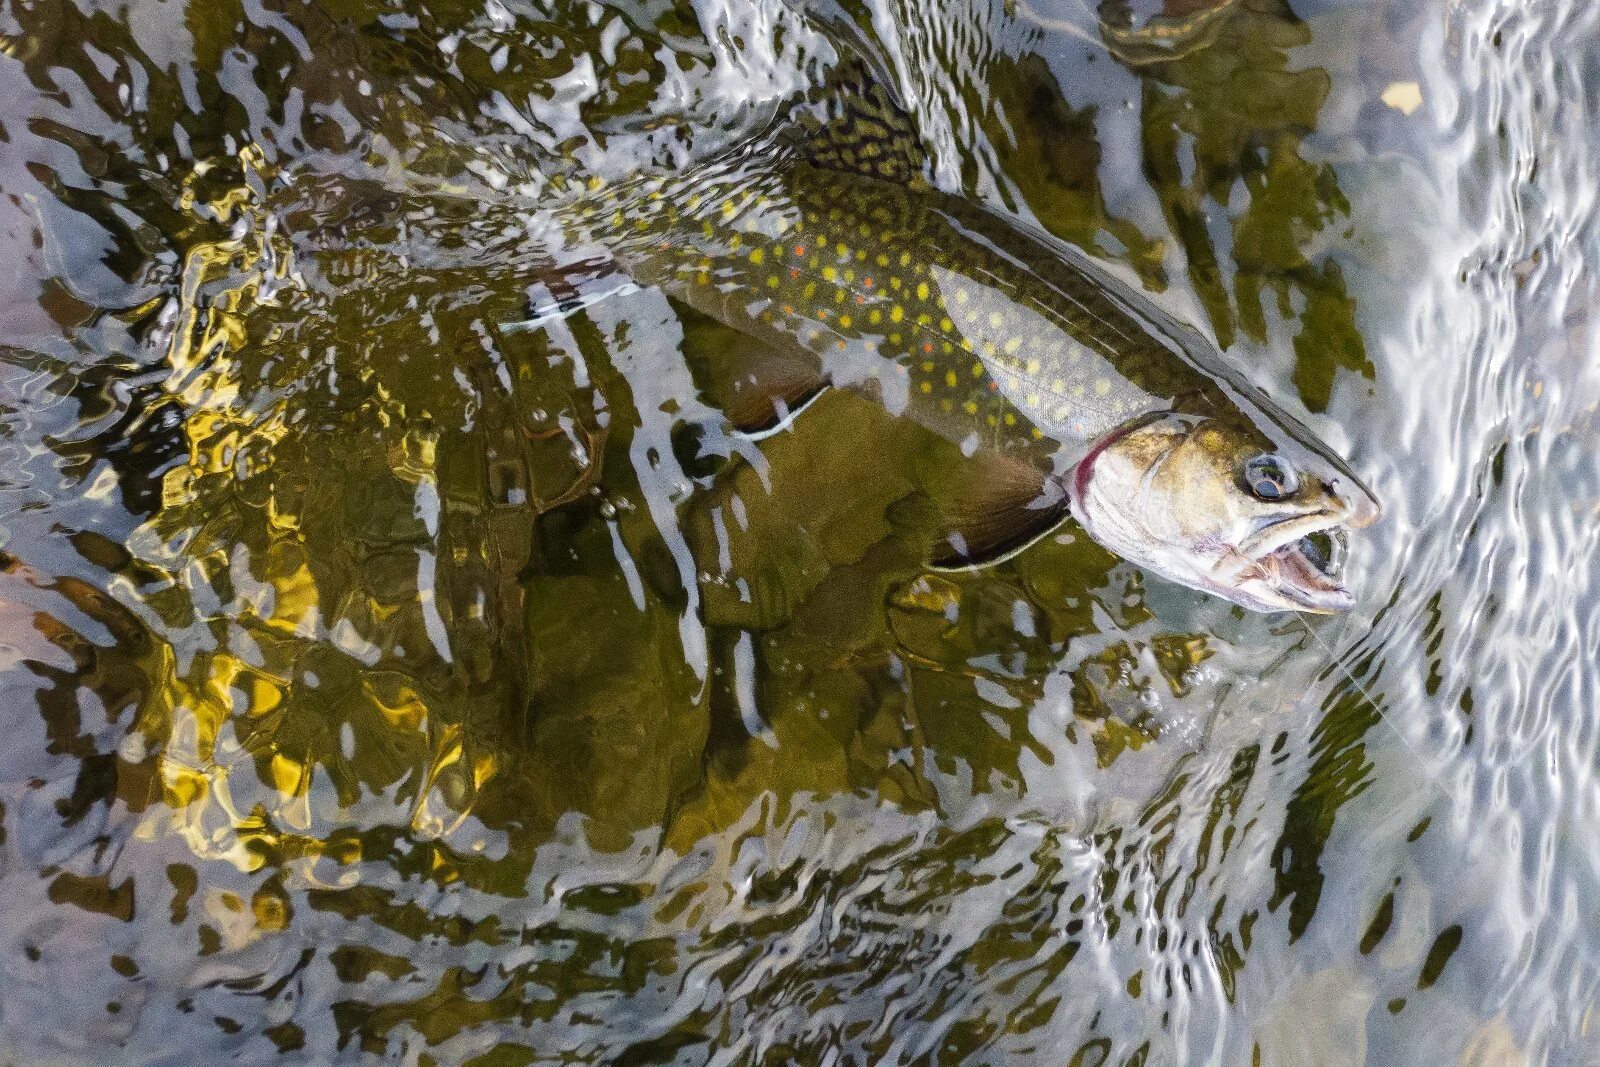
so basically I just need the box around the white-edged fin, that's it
[910,452,1071,569]
[735,383,831,441]
[503,272,640,334]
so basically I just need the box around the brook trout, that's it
[538,77,1381,613]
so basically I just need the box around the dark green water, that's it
[1,0,1597,1062]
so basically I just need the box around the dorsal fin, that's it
[780,57,931,191]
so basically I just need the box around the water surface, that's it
[0,0,1597,1062]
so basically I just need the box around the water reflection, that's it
[0,0,1596,1061]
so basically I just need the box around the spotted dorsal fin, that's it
[781,57,931,191]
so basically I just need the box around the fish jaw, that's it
[1068,412,1381,615]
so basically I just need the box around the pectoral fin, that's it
[916,453,1072,568]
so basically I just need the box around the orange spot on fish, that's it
[795,245,806,256]
[790,268,800,279]
[923,342,933,353]
[864,277,875,287]
[856,295,866,305]
[988,381,998,392]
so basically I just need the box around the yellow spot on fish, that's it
[836,242,849,257]
[1004,337,1022,355]
[750,248,765,265]
[1031,427,1044,440]
[1094,379,1111,396]
[916,281,929,301]
[767,276,779,289]
[964,400,978,415]
[890,277,902,291]
[940,317,953,332]
[1026,393,1040,406]
[987,415,998,427]
[955,289,969,305]
[941,398,954,413]
[729,234,742,250]
[1050,380,1065,395]
[822,266,837,282]
[1004,413,1017,426]
[1025,359,1040,374]
[971,362,984,378]
[722,200,736,218]
[869,310,882,325]
[899,251,911,266]
[920,381,933,394]
[988,312,1003,328]
[945,370,958,388]
[877,253,890,267]
[890,305,905,323]
[839,314,853,328]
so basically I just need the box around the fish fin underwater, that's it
[775,54,933,191]
[502,267,640,334]
[880,447,1072,569]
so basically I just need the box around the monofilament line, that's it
[1294,614,1462,811]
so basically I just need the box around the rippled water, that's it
[1,0,1597,1062]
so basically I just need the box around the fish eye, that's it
[1241,453,1299,500]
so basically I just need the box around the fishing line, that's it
[1293,614,1463,810]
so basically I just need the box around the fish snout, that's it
[1327,476,1382,529]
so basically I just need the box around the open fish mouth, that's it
[1234,514,1356,614]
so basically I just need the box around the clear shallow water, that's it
[0,0,1597,1062]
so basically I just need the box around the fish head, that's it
[1068,411,1382,613]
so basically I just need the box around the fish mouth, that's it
[1230,512,1357,614]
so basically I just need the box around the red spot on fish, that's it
[795,245,806,256]
[864,277,874,287]
[856,295,866,305]
[923,342,933,353]
[988,381,998,392]
[789,268,800,279]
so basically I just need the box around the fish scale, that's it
[542,76,1380,609]
[569,152,1230,468]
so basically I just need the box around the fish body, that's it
[547,125,1380,612]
